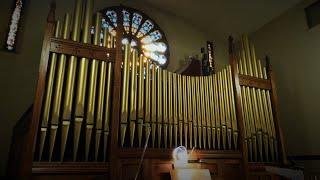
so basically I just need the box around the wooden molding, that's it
[32,162,109,174]
[50,38,115,62]
[118,148,242,159]
[239,74,271,90]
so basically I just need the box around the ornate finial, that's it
[228,36,234,54]
[47,1,56,22]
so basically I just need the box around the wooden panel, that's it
[119,148,242,159]
[32,162,109,180]
[32,162,109,174]
[239,74,271,90]
[50,38,116,62]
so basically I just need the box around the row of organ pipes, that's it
[38,0,115,162]
[235,36,278,162]
[35,0,279,164]
[120,45,238,151]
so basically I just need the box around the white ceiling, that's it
[130,0,302,39]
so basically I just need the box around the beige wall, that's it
[252,0,320,156]
[0,0,229,175]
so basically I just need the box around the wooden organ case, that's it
[7,1,288,179]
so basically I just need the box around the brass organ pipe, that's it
[239,44,254,146]
[191,77,198,148]
[200,77,207,149]
[223,68,232,150]
[49,14,71,162]
[84,12,101,161]
[200,76,208,149]
[103,31,113,161]
[72,0,94,161]
[238,56,253,160]
[120,44,131,147]
[213,74,221,149]
[39,20,61,161]
[172,73,178,146]
[157,67,163,148]
[243,35,263,161]
[250,43,269,161]
[228,66,238,149]
[187,76,193,148]
[95,28,108,161]
[137,55,145,147]
[182,76,188,148]
[218,72,227,150]
[129,50,138,147]
[145,59,151,141]
[263,67,278,161]
[208,75,216,149]
[204,76,211,149]
[196,77,202,148]
[177,74,183,146]
[168,72,173,148]
[62,0,82,120]
[163,70,168,148]
[258,59,273,161]
[151,63,157,147]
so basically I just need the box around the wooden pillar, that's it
[266,56,288,165]
[9,2,56,179]
[109,7,124,180]
[228,36,249,179]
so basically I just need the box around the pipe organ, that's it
[7,0,287,179]
[119,46,239,150]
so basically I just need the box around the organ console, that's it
[7,0,287,179]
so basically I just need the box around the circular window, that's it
[99,6,169,66]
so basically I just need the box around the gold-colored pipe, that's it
[177,74,183,146]
[187,76,193,148]
[223,69,232,150]
[48,14,71,162]
[120,44,131,147]
[250,42,269,161]
[244,36,263,161]
[201,77,207,149]
[173,73,178,147]
[196,77,202,149]
[239,47,255,160]
[213,74,221,149]
[62,0,82,121]
[218,71,227,150]
[151,63,157,148]
[157,67,163,148]
[191,77,198,148]
[96,29,109,161]
[103,61,113,161]
[168,72,173,148]
[257,60,272,162]
[182,76,188,148]
[238,57,253,160]
[144,59,151,144]
[263,67,278,161]
[208,75,216,149]
[242,36,256,160]
[84,12,101,161]
[204,76,211,149]
[39,20,61,161]
[70,0,93,161]
[163,70,168,148]
[102,28,113,161]
[137,55,145,147]
[129,50,138,147]
[227,66,238,149]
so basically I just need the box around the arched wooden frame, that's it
[99,5,170,68]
